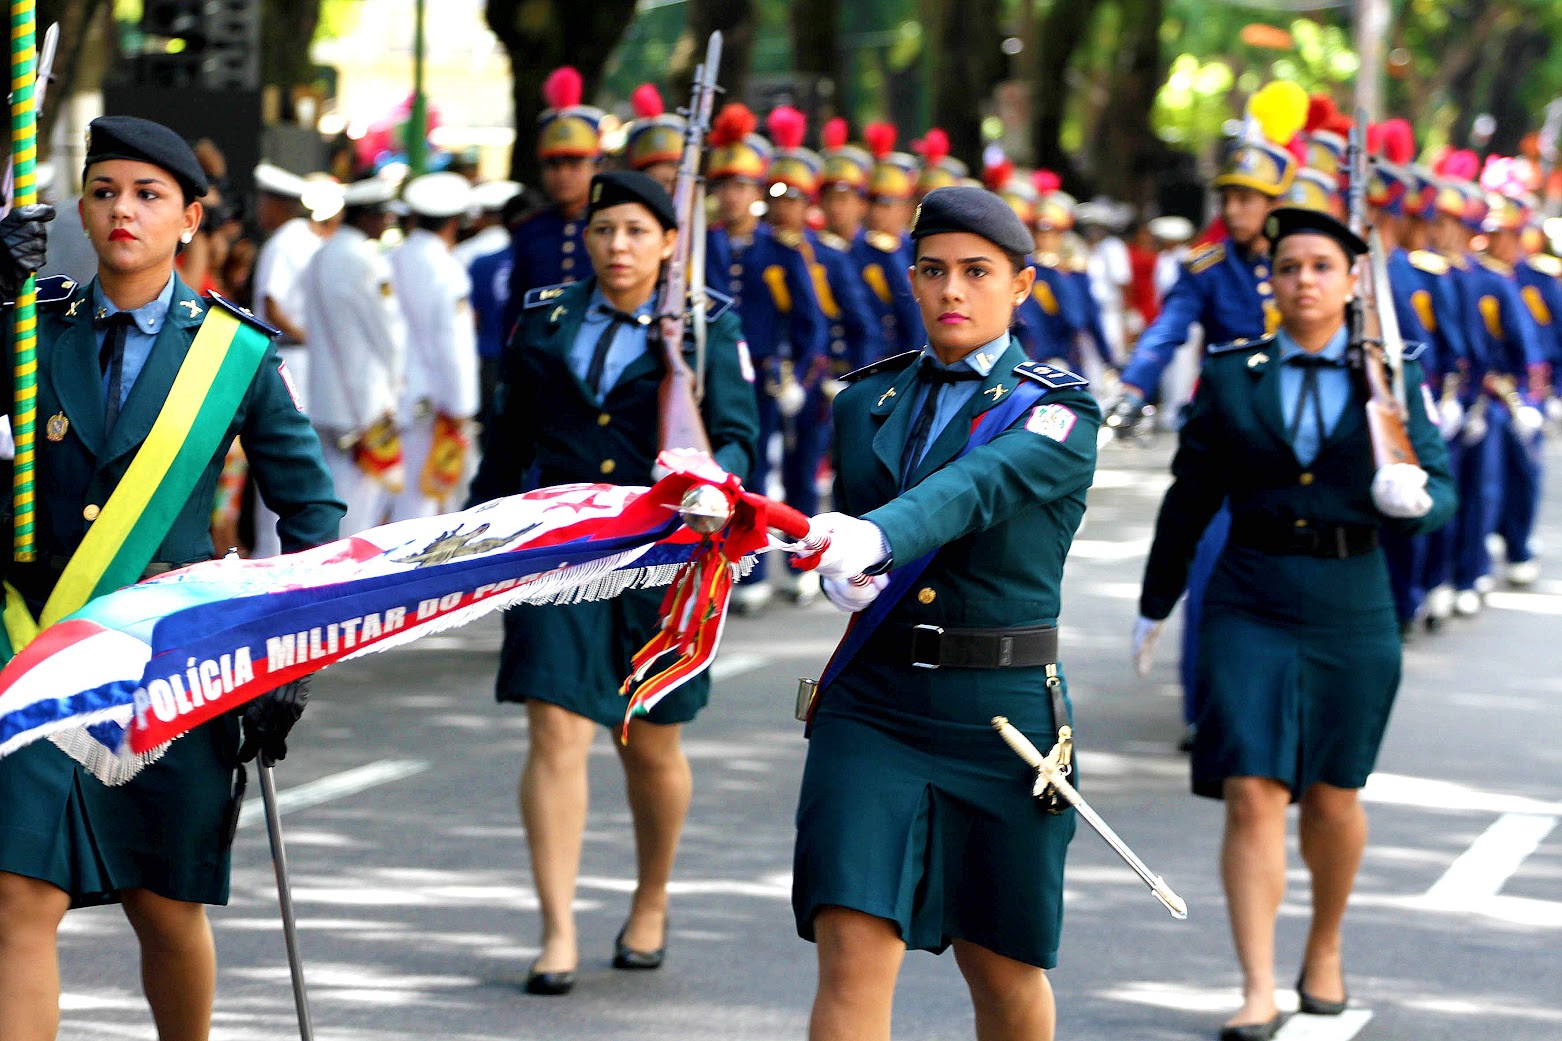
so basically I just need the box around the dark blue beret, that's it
[1263,206,1366,258]
[911,185,1033,257]
[83,116,208,199]
[588,171,677,231]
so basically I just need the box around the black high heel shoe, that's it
[1217,1013,1281,1041]
[525,959,576,996]
[1296,967,1348,1015]
[611,919,667,970]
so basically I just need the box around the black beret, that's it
[83,116,208,199]
[1263,206,1367,258]
[588,171,677,231]
[911,185,1033,257]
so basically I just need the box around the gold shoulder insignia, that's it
[1408,249,1449,275]
[1477,253,1514,277]
[1185,242,1226,275]
[1526,253,1562,278]
[775,229,804,249]
[866,231,901,254]
[818,231,850,253]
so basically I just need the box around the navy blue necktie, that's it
[1286,352,1344,449]
[900,362,984,487]
[586,305,643,397]
[98,311,136,435]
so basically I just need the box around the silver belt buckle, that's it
[910,624,944,669]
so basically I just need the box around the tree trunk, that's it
[1026,0,1102,189]
[1089,0,1166,204]
[790,0,841,128]
[261,0,321,111]
[486,0,640,186]
[667,0,757,110]
[1482,23,1549,157]
[927,0,1003,167]
[36,0,112,156]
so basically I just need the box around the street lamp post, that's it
[1353,0,1389,123]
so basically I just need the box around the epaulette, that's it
[774,228,805,250]
[206,290,281,338]
[1207,334,1273,355]
[1402,340,1429,363]
[1408,249,1449,275]
[842,350,920,384]
[1477,253,1514,277]
[1526,253,1562,278]
[1013,359,1089,390]
[700,286,735,323]
[817,231,850,253]
[524,283,571,309]
[34,274,80,306]
[865,230,901,254]
[1033,251,1063,269]
[1065,255,1089,274]
[1184,241,1225,275]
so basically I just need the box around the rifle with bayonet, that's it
[1346,111,1418,468]
[654,31,723,455]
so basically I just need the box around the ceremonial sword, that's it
[991,716,1188,919]
[258,758,316,1041]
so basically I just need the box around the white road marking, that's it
[1100,983,1373,1039]
[236,759,430,830]
[1424,813,1557,903]
[1485,589,1562,615]
[1273,1009,1374,1040]
[1069,537,1151,561]
[1362,772,1562,817]
[711,653,769,681]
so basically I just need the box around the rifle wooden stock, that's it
[654,32,723,455]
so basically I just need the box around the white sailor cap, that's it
[343,176,398,208]
[403,171,474,219]
[1148,215,1195,242]
[254,161,306,199]
[300,174,345,222]
[470,179,523,212]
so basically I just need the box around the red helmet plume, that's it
[822,117,849,151]
[630,83,664,120]
[864,122,897,159]
[767,105,808,151]
[1032,169,1061,195]
[710,103,758,147]
[542,66,583,109]
[918,128,950,165]
[982,158,1014,191]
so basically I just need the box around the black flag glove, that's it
[0,203,55,302]
[238,676,311,765]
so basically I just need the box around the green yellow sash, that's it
[1,307,272,657]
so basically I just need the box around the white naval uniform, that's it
[387,228,480,521]
[452,224,510,269]
[251,216,328,555]
[301,225,407,535]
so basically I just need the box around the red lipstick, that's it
[108,229,135,242]
[937,312,966,324]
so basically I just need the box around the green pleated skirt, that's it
[0,715,242,907]
[793,658,1076,969]
[495,587,711,729]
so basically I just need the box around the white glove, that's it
[822,574,888,613]
[1437,397,1463,440]
[1132,616,1164,677]
[1516,404,1545,437]
[651,447,717,481]
[1546,396,1562,427]
[776,378,807,418]
[1372,462,1433,519]
[1461,406,1488,446]
[806,511,890,580]
[0,414,12,461]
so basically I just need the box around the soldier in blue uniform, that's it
[469,172,758,997]
[502,66,604,335]
[703,104,827,612]
[856,123,927,357]
[622,83,686,197]
[1136,208,1455,1041]
[0,116,342,1040]
[796,185,1099,1041]
[1025,183,1114,372]
[763,109,876,538]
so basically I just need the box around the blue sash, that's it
[814,380,1048,698]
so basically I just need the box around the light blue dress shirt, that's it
[96,275,176,411]
[567,286,655,402]
[901,334,1005,474]
[1277,324,1351,467]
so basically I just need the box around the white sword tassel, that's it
[991,715,1188,920]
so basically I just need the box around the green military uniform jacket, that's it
[470,277,759,726]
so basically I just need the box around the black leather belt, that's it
[1228,517,1379,559]
[863,623,1059,670]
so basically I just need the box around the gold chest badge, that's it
[46,412,68,441]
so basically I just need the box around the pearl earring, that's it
[180,232,194,244]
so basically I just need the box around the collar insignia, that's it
[1248,352,1269,369]
[66,299,82,317]
[181,300,203,317]
[985,383,1008,401]
[877,386,897,408]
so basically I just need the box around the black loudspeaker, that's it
[132,0,258,92]
[102,86,263,201]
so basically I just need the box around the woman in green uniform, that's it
[468,171,758,995]
[1135,208,1455,1041]
[0,117,342,1040]
[795,186,1101,1041]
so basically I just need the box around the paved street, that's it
[55,436,1562,1040]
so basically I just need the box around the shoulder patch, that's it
[205,290,281,338]
[523,283,571,309]
[33,274,80,306]
[1408,249,1449,275]
[842,350,920,384]
[700,286,735,323]
[1207,334,1273,355]
[1013,359,1089,390]
[1526,252,1562,278]
[1477,253,1514,277]
[865,230,901,254]
[1185,241,1226,275]
[818,231,850,253]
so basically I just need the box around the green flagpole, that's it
[407,0,427,176]
[9,0,38,562]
